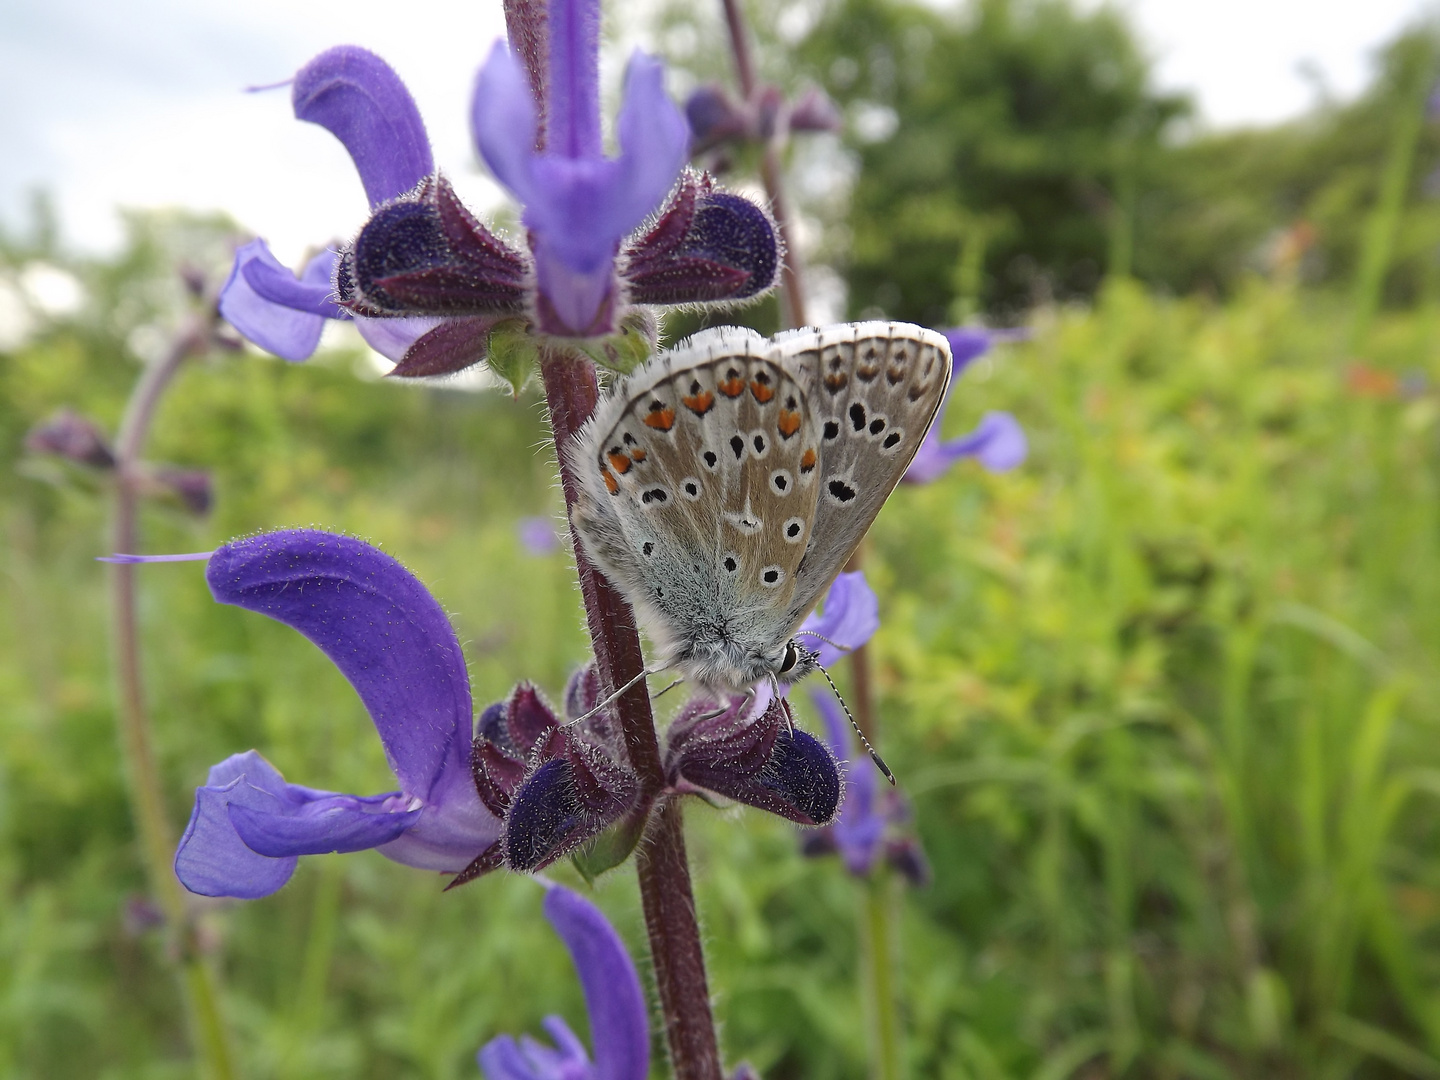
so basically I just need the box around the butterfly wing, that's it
[777,321,952,632]
[569,326,825,688]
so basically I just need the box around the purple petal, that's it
[354,315,445,362]
[472,42,541,205]
[543,885,649,1080]
[798,571,879,668]
[242,247,341,318]
[518,516,561,556]
[219,240,336,362]
[292,46,433,207]
[905,410,1027,483]
[546,0,602,159]
[943,326,995,375]
[610,52,690,238]
[228,791,417,858]
[204,531,470,802]
[175,751,298,898]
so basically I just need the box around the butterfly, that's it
[567,320,952,699]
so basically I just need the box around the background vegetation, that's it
[8,0,1440,1077]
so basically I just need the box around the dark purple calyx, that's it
[340,174,529,318]
[462,671,642,879]
[665,696,841,826]
[25,409,115,469]
[388,316,503,378]
[622,170,779,306]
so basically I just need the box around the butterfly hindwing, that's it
[569,327,824,677]
[777,322,952,630]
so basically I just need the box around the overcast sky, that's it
[1,0,1435,262]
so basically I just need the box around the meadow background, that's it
[7,0,1440,1077]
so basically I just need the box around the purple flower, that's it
[173,529,499,899]
[903,327,1028,483]
[800,689,929,885]
[665,692,841,827]
[224,6,779,375]
[517,516,562,556]
[478,885,648,1080]
[472,0,687,336]
[796,570,879,668]
[24,408,115,468]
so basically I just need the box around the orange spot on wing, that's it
[778,409,802,438]
[608,452,632,474]
[630,448,647,463]
[750,380,775,404]
[683,390,715,415]
[644,406,676,431]
[800,448,817,473]
[602,469,619,494]
[718,376,746,397]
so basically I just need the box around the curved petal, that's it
[204,530,471,800]
[959,410,1028,472]
[546,0,602,159]
[175,751,298,899]
[227,792,417,858]
[471,41,541,205]
[611,51,690,236]
[242,247,341,318]
[906,410,1027,482]
[943,327,995,375]
[375,784,499,873]
[798,571,879,667]
[293,45,433,207]
[544,886,649,1080]
[219,240,331,362]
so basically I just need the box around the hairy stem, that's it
[720,0,809,330]
[540,345,723,1080]
[111,308,237,1080]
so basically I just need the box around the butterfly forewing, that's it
[778,322,952,630]
[569,321,950,691]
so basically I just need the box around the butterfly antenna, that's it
[795,630,854,655]
[817,664,895,785]
[565,666,655,728]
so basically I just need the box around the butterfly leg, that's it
[652,677,685,699]
[565,666,655,728]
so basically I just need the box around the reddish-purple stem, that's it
[539,346,723,1080]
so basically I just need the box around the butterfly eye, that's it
[778,642,800,674]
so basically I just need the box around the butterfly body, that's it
[568,321,952,696]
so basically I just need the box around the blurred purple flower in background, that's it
[478,884,648,1080]
[517,516,562,556]
[173,530,498,898]
[797,570,878,667]
[221,0,779,377]
[904,327,1028,483]
[801,689,930,884]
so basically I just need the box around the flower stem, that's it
[539,344,723,1080]
[860,872,904,1080]
[111,307,238,1080]
[720,0,809,330]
